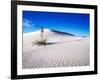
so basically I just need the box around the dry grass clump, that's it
[33,38,47,46]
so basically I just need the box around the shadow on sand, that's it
[32,39,83,46]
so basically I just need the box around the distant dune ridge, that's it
[22,29,90,69]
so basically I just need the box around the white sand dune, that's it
[22,29,90,69]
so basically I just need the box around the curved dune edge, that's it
[22,29,90,69]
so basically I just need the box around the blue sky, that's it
[22,11,90,36]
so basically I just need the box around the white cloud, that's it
[23,19,35,28]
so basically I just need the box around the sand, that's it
[22,29,90,69]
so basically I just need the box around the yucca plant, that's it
[34,39,47,46]
[33,27,47,46]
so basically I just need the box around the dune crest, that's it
[22,29,90,69]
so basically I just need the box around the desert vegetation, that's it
[33,27,47,46]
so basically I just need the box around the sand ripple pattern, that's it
[22,38,89,69]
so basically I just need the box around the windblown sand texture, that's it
[22,29,90,69]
